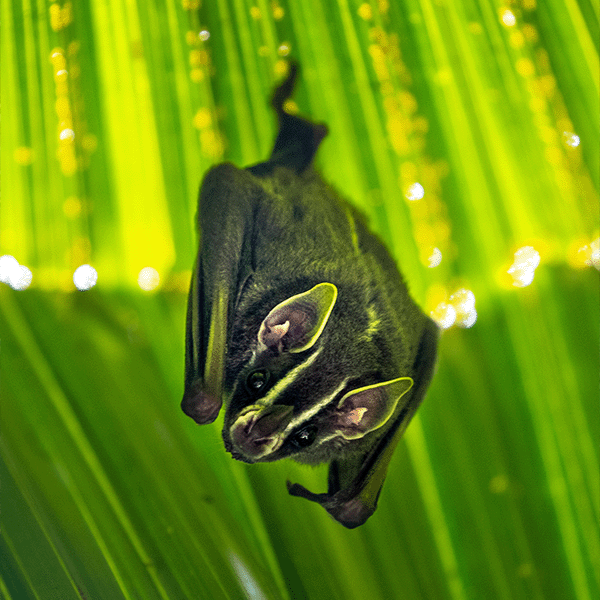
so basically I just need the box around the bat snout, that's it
[229,405,293,460]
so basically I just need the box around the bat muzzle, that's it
[228,404,293,460]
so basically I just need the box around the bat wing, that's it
[288,319,439,528]
[183,63,326,424]
[181,163,260,424]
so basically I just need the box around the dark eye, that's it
[245,369,269,393]
[290,424,317,448]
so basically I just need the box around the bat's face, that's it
[222,283,413,465]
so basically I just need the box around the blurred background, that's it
[1,1,598,599]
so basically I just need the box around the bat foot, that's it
[287,480,376,528]
[181,382,222,424]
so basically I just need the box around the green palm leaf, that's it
[2,1,598,599]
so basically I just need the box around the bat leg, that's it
[249,61,328,177]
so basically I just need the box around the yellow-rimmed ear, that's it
[257,282,338,353]
[335,377,413,439]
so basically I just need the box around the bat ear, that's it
[334,377,413,439]
[257,282,337,353]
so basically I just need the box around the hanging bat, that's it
[181,63,438,528]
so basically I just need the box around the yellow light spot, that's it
[517,563,533,578]
[82,134,98,152]
[50,3,62,31]
[358,3,372,20]
[426,247,442,268]
[500,8,516,27]
[522,24,538,43]
[507,246,540,287]
[489,475,509,494]
[529,96,545,113]
[434,69,452,86]
[68,64,80,78]
[12,265,33,290]
[258,45,270,57]
[516,58,535,77]
[63,197,82,218]
[563,131,580,148]
[50,47,65,58]
[200,129,225,159]
[522,0,536,10]
[14,147,34,165]
[73,264,98,290]
[282,99,298,114]
[537,74,556,96]
[468,22,483,35]
[273,6,284,20]
[274,60,289,78]
[50,52,66,70]
[0,255,20,285]
[190,68,205,83]
[189,50,204,67]
[60,128,75,141]
[414,223,435,247]
[62,2,73,27]
[60,158,78,177]
[55,82,69,97]
[55,97,71,118]
[138,267,160,291]
[449,288,477,328]
[0,256,33,290]
[67,40,80,56]
[405,182,424,201]
[185,31,198,46]
[581,238,600,270]
[54,69,68,82]
[431,302,456,330]
[509,31,525,49]
[193,108,212,129]
[278,43,291,57]
[250,6,261,19]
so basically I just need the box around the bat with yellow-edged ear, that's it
[181,62,438,528]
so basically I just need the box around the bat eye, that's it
[245,369,269,393]
[290,424,317,448]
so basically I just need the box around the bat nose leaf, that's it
[231,405,293,459]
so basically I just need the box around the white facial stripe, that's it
[284,377,349,434]
[311,432,342,449]
[259,347,323,407]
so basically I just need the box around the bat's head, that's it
[222,282,416,466]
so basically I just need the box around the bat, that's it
[181,63,438,528]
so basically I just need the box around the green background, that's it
[2,1,598,599]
